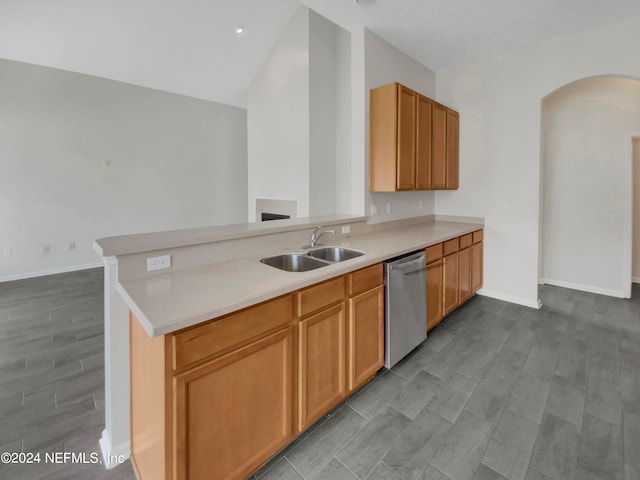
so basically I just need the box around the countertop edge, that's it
[95,214,366,257]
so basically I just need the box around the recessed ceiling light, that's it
[355,0,377,5]
[235,25,244,34]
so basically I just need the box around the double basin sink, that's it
[261,247,364,272]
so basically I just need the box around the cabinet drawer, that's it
[297,276,346,318]
[459,233,472,249]
[172,295,293,371]
[443,238,459,256]
[348,264,383,296]
[426,243,443,263]
[473,230,484,244]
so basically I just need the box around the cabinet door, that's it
[298,303,347,430]
[443,252,459,315]
[446,109,459,189]
[426,259,444,331]
[431,102,447,189]
[348,285,384,391]
[459,246,472,304]
[472,241,483,293]
[397,85,416,190]
[416,95,433,189]
[174,328,293,480]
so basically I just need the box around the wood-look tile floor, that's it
[0,268,135,479]
[1,269,638,480]
[254,283,640,480]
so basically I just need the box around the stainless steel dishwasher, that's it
[384,250,427,368]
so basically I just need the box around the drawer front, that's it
[443,238,459,256]
[426,243,443,263]
[172,295,293,370]
[348,264,383,296]
[473,229,484,244]
[297,276,346,318]
[459,233,472,249]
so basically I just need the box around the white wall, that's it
[436,18,640,307]
[0,59,247,280]
[247,6,310,221]
[541,77,640,296]
[247,7,352,220]
[634,137,640,282]
[309,10,338,217]
[364,30,437,222]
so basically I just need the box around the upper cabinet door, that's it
[431,102,447,189]
[396,85,416,190]
[446,109,460,189]
[416,95,433,190]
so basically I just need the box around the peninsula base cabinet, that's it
[130,264,384,480]
[426,229,484,332]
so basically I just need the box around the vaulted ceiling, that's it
[2,0,640,107]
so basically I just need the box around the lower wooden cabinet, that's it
[298,303,347,430]
[443,247,460,316]
[174,328,293,480]
[426,259,444,331]
[131,264,385,480]
[459,234,473,304]
[348,285,384,391]
[426,229,483,332]
[472,232,483,293]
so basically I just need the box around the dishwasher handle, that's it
[404,266,428,276]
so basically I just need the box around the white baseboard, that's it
[99,429,130,469]
[0,262,102,283]
[633,277,640,284]
[477,289,542,309]
[539,278,625,298]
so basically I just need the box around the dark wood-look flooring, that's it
[0,268,135,479]
[1,269,638,480]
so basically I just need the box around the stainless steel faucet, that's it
[309,226,335,248]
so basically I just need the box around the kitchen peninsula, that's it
[95,214,483,480]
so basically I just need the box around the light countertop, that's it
[119,220,483,337]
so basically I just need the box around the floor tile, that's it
[584,375,622,426]
[544,375,585,428]
[387,371,442,420]
[312,458,358,480]
[482,409,539,480]
[337,407,411,479]
[430,410,493,480]
[349,371,407,419]
[382,408,452,480]
[473,464,508,480]
[623,412,640,480]
[425,373,480,423]
[260,458,303,480]
[364,462,403,480]
[572,414,623,480]
[464,374,514,426]
[529,413,579,480]
[286,405,367,479]
[506,375,551,424]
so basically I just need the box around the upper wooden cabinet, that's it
[370,82,458,192]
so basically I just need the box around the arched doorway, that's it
[539,76,640,298]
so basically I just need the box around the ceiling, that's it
[2,0,640,107]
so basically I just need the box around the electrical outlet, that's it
[103,159,111,167]
[68,241,76,251]
[3,248,11,257]
[419,200,424,209]
[370,204,378,216]
[42,244,50,254]
[386,202,392,214]
[341,225,351,235]
[147,254,171,272]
